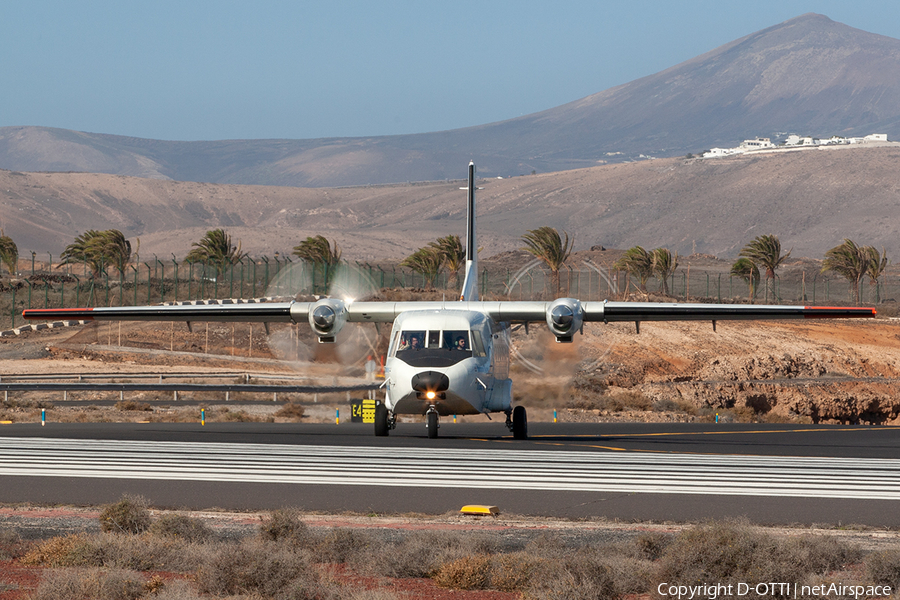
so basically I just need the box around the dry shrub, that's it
[652,398,681,412]
[195,538,330,598]
[146,580,205,600]
[653,520,861,599]
[526,549,619,600]
[374,530,498,579]
[635,530,675,561]
[91,532,211,572]
[114,400,152,411]
[0,529,27,560]
[25,531,209,573]
[275,401,306,420]
[568,390,652,412]
[99,494,151,534]
[29,568,145,600]
[22,534,101,567]
[259,507,311,546]
[864,549,900,587]
[217,407,260,422]
[315,527,378,564]
[149,514,214,543]
[523,532,571,559]
[490,551,547,592]
[433,554,492,590]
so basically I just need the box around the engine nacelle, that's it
[308,298,348,343]
[546,298,584,343]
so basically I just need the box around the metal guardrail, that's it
[0,371,338,383]
[0,382,378,394]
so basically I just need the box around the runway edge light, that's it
[460,505,499,516]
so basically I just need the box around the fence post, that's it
[144,263,152,303]
[172,255,179,302]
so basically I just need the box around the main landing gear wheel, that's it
[426,410,439,439]
[374,402,389,437]
[512,405,528,440]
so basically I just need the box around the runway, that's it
[1,422,898,525]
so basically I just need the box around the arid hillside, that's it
[3,15,900,186]
[1,143,899,261]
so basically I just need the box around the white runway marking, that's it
[1,437,898,500]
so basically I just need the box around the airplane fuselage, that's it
[383,309,512,417]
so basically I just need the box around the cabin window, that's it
[394,328,473,367]
[428,330,441,348]
[470,330,486,358]
[443,330,469,351]
[388,330,401,357]
[397,331,426,351]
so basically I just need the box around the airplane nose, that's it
[411,371,450,394]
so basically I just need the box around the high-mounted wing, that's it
[23,298,875,344]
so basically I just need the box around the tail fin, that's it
[459,161,479,301]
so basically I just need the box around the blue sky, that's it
[3,1,899,141]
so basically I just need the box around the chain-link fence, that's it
[1,256,894,331]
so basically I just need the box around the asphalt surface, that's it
[1,421,899,526]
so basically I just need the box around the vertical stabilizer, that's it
[459,161,478,301]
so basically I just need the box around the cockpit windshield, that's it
[393,329,475,367]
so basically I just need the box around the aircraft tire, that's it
[427,411,438,439]
[512,405,528,440]
[374,403,389,437]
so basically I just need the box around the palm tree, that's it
[865,246,888,303]
[821,239,871,305]
[95,230,135,276]
[185,229,246,276]
[429,235,465,290]
[739,234,792,303]
[521,226,574,297]
[401,246,445,289]
[292,235,342,267]
[651,248,678,295]
[61,229,134,278]
[730,257,760,303]
[0,230,17,276]
[615,246,654,297]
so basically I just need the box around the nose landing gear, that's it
[426,406,439,439]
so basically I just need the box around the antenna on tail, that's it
[459,161,481,301]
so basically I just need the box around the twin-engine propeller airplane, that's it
[23,163,876,439]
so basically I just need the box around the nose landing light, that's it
[411,371,450,401]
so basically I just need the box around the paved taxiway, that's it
[1,422,898,525]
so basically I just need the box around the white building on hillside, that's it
[740,137,775,150]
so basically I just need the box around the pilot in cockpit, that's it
[454,336,467,351]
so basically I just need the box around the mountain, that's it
[2,144,899,262]
[3,13,900,187]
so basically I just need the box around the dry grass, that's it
[9,509,893,600]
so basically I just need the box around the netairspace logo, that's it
[657,582,893,599]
